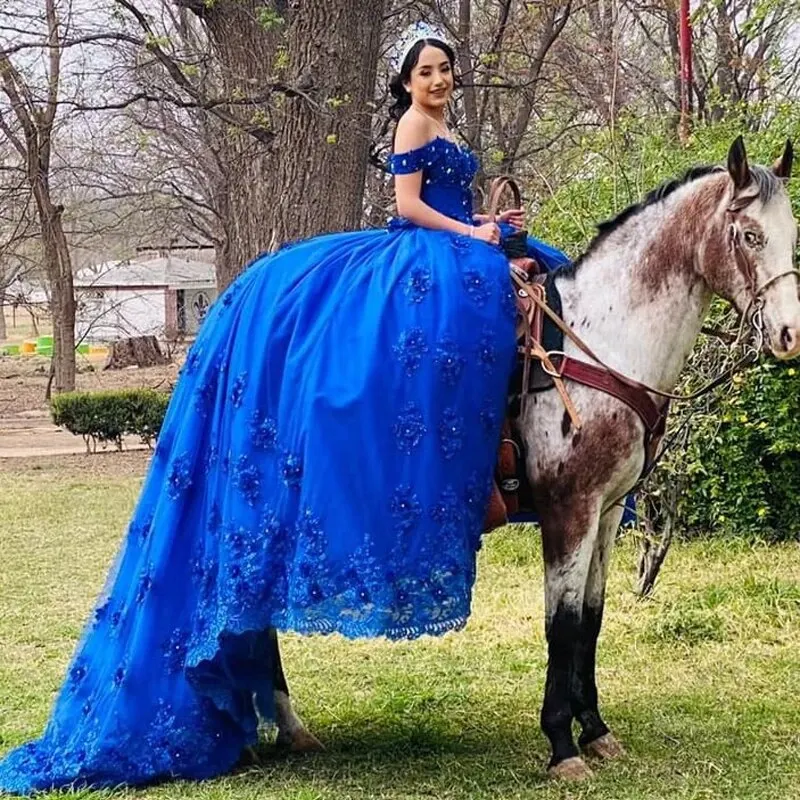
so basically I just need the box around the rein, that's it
[513,269,758,406]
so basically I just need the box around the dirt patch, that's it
[0,449,152,478]
[0,415,150,458]
[0,354,183,417]
[0,350,185,459]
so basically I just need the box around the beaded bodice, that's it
[388,137,479,225]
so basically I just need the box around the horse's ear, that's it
[773,139,793,181]
[727,136,751,190]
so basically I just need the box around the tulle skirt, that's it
[0,224,522,792]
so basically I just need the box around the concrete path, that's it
[0,412,148,458]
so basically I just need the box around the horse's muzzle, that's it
[766,324,800,359]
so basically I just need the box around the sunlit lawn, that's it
[1,457,798,799]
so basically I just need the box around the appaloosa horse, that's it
[523,136,798,779]
[263,137,800,779]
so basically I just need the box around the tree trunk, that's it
[271,2,382,240]
[665,6,682,133]
[636,485,678,598]
[1,0,75,393]
[28,305,39,337]
[36,197,76,394]
[191,0,385,290]
[637,513,674,598]
[197,0,286,288]
[498,4,570,173]
[105,335,169,370]
[712,2,735,121]
[0,290,7,342]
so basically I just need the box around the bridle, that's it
[726,191,800,346]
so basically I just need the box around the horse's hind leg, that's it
[539,499,602,781]
[574,505,626,761]
[268,628,324,753]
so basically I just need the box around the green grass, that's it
[1,463,799,799]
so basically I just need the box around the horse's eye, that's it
[743,231,761,247]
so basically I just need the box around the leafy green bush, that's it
[534,102,800,252]
[51,389,170,453]
[677,362,800,540]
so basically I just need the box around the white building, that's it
[75,256,217,342]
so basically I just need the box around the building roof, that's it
[75,257,216,289]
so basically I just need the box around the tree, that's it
[690,0,800,123]
[0,139,37,341]
[114,0,387,289]
[428,1,573,179]
[0,0,78,392]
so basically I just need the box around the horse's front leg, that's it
[538,498,603,781]
[574,504,626,761]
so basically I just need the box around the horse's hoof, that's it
[547,756,593,781]
[276,726,325,754]
[583,732,625,760]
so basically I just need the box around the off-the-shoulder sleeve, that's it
[388,139,440,175]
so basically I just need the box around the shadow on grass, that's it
[237,711,554,795]
[219,688,800,800]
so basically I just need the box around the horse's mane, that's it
[556,163,782,277]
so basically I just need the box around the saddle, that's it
[482,260,549,533]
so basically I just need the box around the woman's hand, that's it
[497,208,525,230]
[472,209,526,230]
[472,222,501,245]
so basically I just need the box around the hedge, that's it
[50,388,170,453]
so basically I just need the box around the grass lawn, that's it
[0,457,798,799]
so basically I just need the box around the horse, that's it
[257,137,800,779]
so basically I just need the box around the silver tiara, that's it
[389,21,451,75]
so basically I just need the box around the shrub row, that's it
[51,389,170,453]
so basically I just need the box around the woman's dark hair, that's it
[388,38,457,122]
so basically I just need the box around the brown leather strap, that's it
[483,482,508,532]
[516,280,582,428]
[559,356,666,435]
[497,420,520,516]
[483,420,520,533]
[487,176,522,220]
[511,270,757,404]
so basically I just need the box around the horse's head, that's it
[698,137,799,359]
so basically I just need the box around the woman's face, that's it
[404,44,454,112]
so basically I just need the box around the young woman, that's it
[0,22,568,793]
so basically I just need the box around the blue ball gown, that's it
[0,137,569,793]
